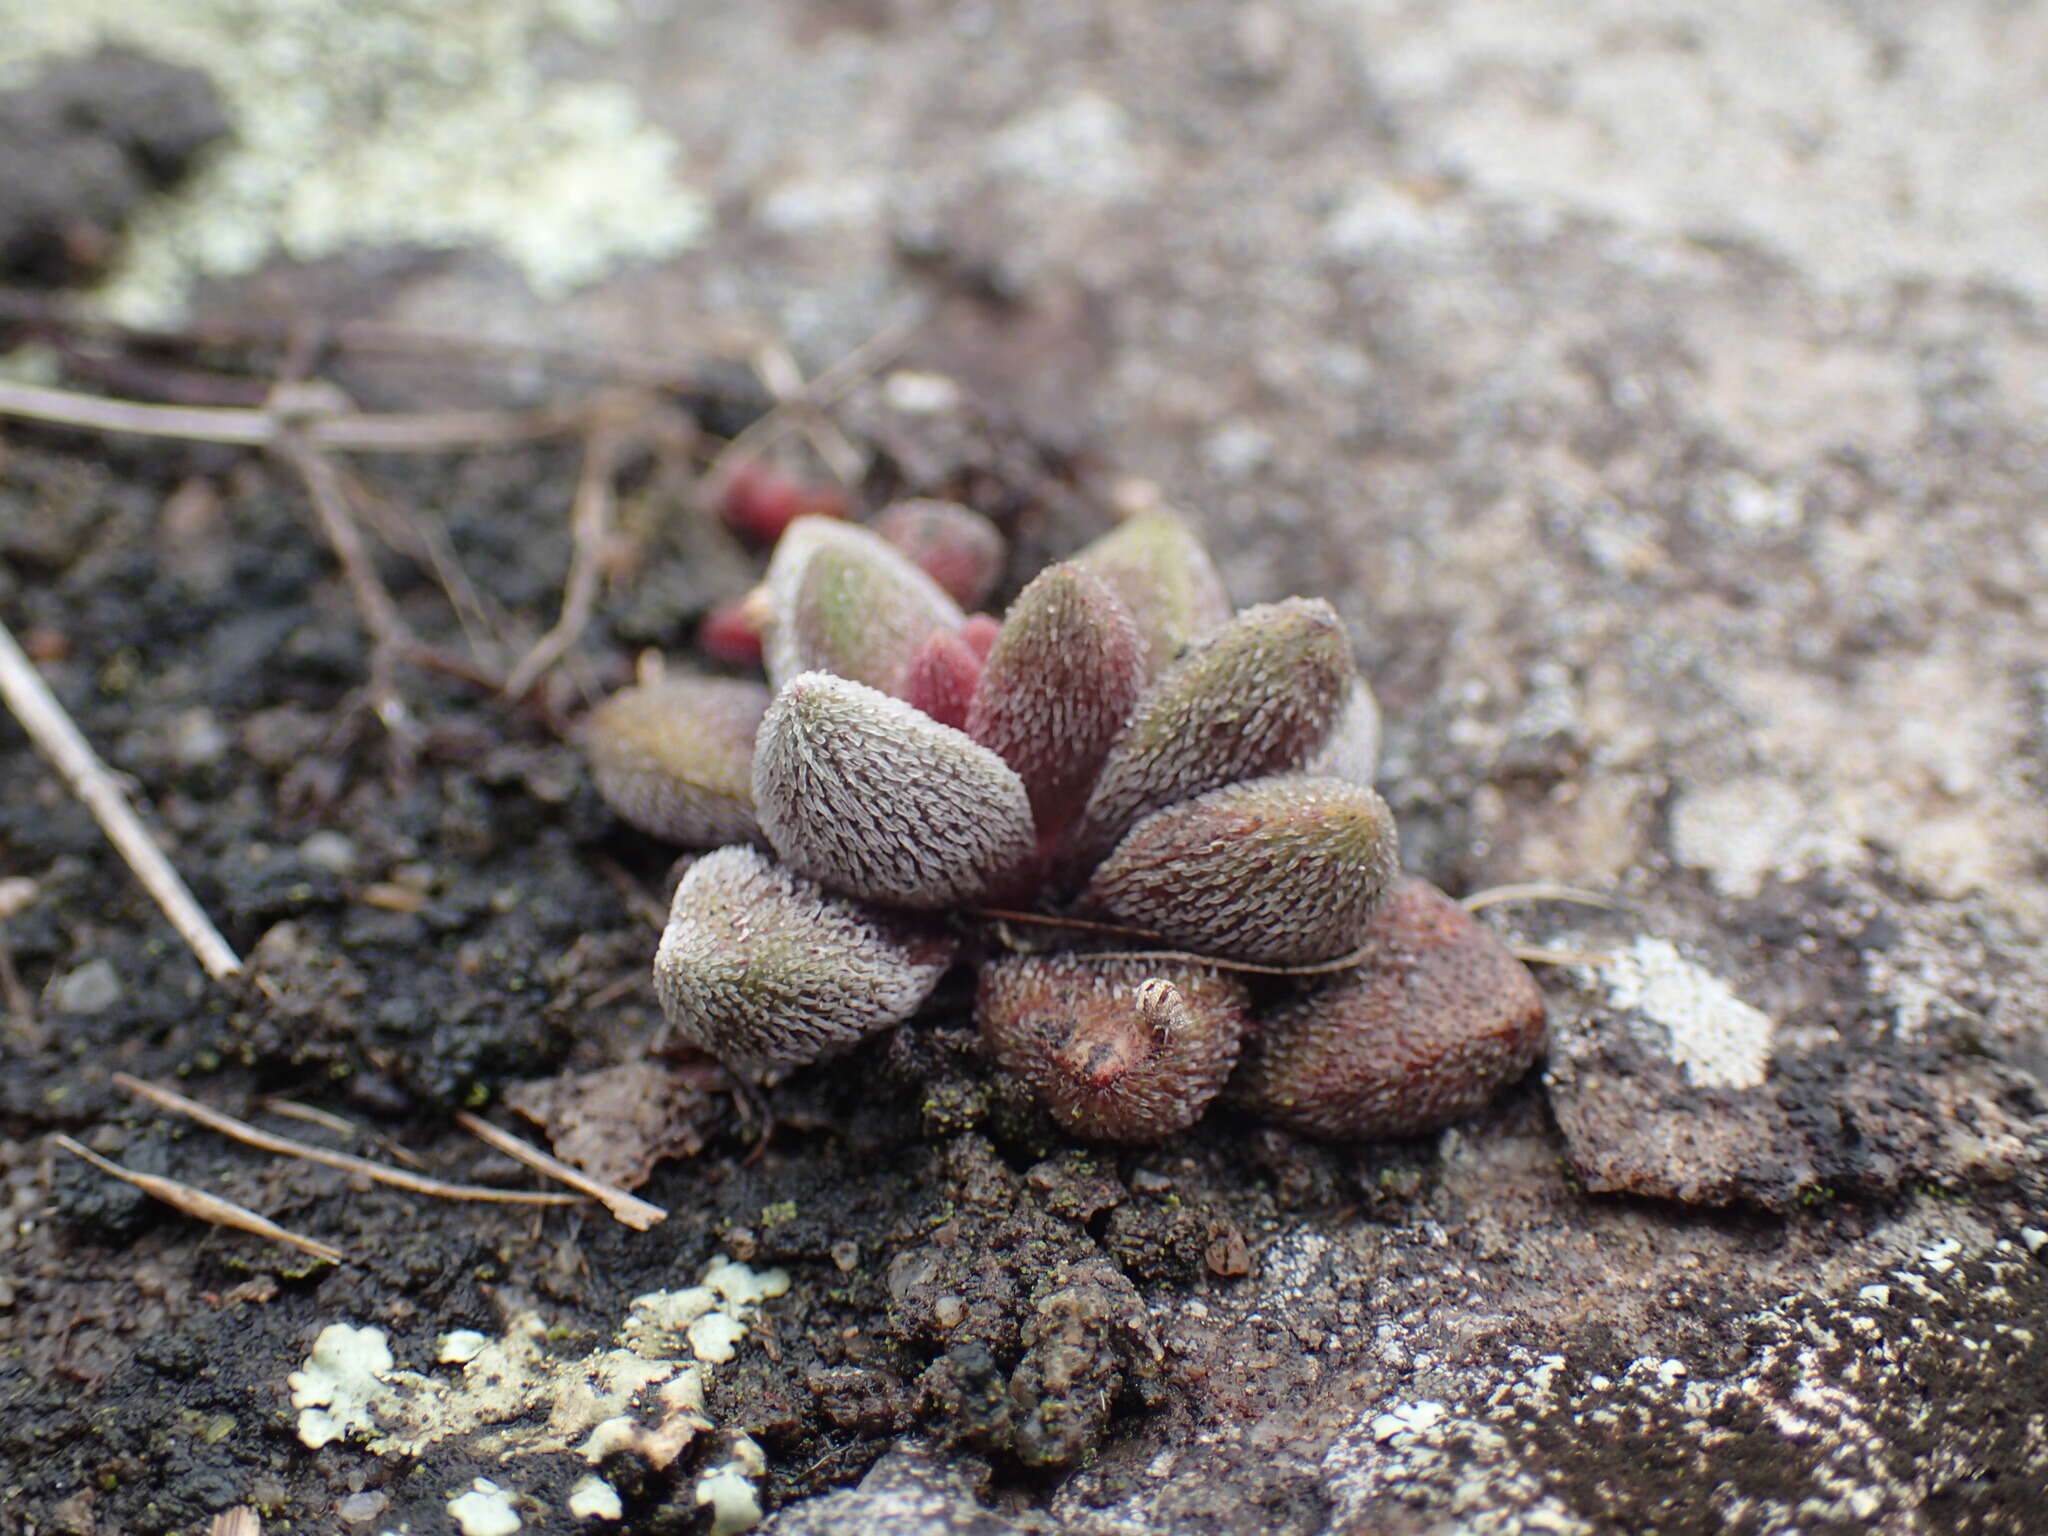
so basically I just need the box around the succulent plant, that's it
[1230,877,1546,1139]
[585,503,1546,1143]
[978,956,1250,1142]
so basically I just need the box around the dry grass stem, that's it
[0,942,30,1024]
[113,1074,583,1207]
[0,378,578,451]
[51,1134,344,1266]
[260,1097,429,1169]
[279,431,420,749]
[502,402,630,698]
[0,617,244,983]
[0,285,737,389]
[700,308,922,495]
[1513,943,1617,967]
[1461,882,1618,913]
[341,463,510,672]
[209,1509,263,1536]
[455,1110,668,1231]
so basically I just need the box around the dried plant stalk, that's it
[52,1134,343,1265]
[454,1111,668,1231]
[114,1075,581,1207]
[0,619,243,983]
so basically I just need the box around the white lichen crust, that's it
[753,672,1037,909]
[654,846,956,1072]
[978,954,1250,1142]
[1083,774,1400,965]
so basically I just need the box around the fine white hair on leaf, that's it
[753,672,1037,909]
[582,674,771,846]
[1068,598,1356,873]
[1083,774,1399,965]
[1069,509,1231,679]
[761,516,965,695]
[965,562,1145,836]
[654,845,956,1073]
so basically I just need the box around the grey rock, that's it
[1545,935,2047,1210]
[765,1444,1045,1536]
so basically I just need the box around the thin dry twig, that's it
[209,1509,262,1536]
[0,878,34,1023]
[278,428,422,751]
[598,856,678,934]
[114,1074,583,1208]
[502,399,630,699]
[455,1110,667,1231]
[52,1134,343,1265]
[750,340,869,485]
[260,1097,428,1169]
[977,908,1381,977]
[699,308,923,495]
[1513,943,1617,967]
[976,906,1167,941]
[340,462,509,673]
[0,378,579,451]
[0,940,29,1025]
[0,617,243,983]
[0,285,748,388]
[1461,882,1618,913]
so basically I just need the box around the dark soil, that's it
[0,47,228,288]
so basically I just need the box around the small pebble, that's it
[48,959,121,1016]
[168,708,229,769]
[338,1491,388,1526]
[298,831,359,876]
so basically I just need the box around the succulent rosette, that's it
[584,503,1543,1142]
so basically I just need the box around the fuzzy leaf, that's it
[965,563,1145,834]
[978,954,1249,1142]
[1082,775,1398,964]
[582,675,771,846]
[753,671,1037,909]
[761,516,965,694]
[1070,510,1229,678]
[654,846,956,1072]
[1067,597,1355,872]
[958,613,1001,662]
[1231,877,1545,1138]
[870,499,1007,611]
[901,628,984,732]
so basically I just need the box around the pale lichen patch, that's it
[1595,937,1774,1091]
[0,0,709,321]
[286,1322,394,1450]
[448,1478,522,1536]
[285,1257,787,1520]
